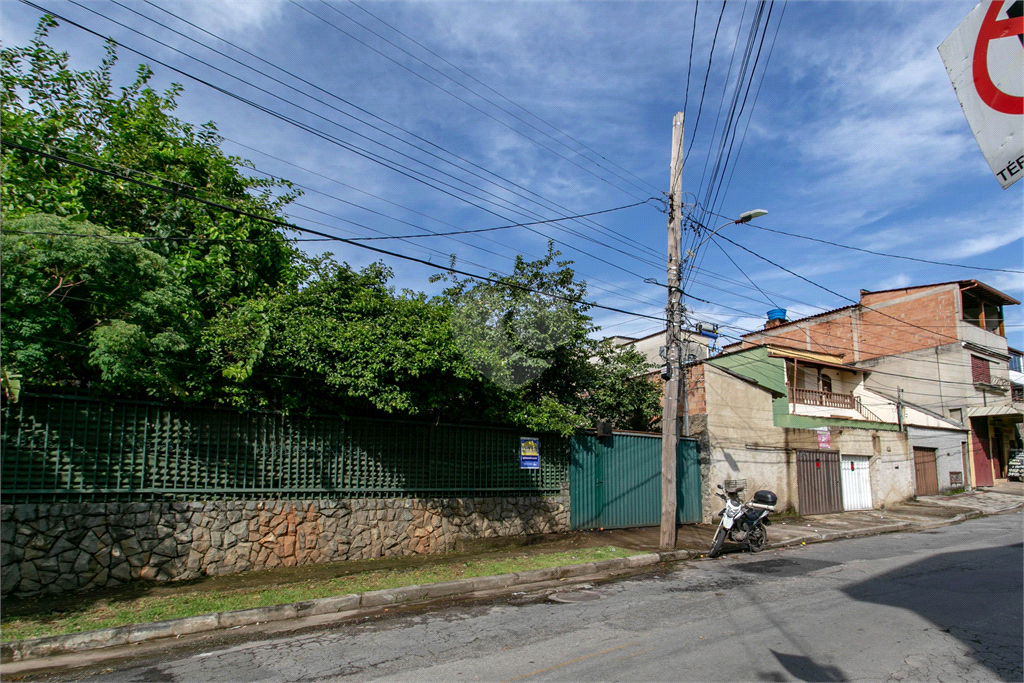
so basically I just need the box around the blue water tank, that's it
[767,308,787,322]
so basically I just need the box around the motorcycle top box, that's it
[752,490,777,506]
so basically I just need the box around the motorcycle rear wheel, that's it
[748,523,767,553]
[709,526,726,558]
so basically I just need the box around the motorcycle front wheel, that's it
[709,526,726,558]
[748,523,767,553]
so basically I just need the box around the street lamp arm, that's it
[684,209,767,260]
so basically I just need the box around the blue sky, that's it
[3,0,1021,350]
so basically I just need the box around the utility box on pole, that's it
[661,112,684,550]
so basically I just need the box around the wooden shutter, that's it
[971,355,991,384]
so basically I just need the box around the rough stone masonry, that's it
[0,494,570,597]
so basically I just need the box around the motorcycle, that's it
[708,480,777,558]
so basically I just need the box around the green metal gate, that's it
[570,432,701,529]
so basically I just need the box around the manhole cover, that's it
[548,591,602,603]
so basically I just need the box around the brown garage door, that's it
[913,447,939,496]
[796,450,843,515]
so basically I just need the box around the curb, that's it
[1,552,670,664]
[765,522,912,549]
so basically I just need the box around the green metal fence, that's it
[570,432,701,530]
[0,394,569,503]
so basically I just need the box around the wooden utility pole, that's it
[660,112,684,550]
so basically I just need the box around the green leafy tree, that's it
[0,20,660,431]
[202,258,481,415]
[583,341,661,431]
[1,214,196,396]
[1,17,301,311]
[437,246,661,434]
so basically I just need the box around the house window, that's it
[1013,384,1023,403]
[1010,353,1022,373]
[949,408,962,423]
[971,355,991,384]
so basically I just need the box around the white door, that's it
[841,455,872,510]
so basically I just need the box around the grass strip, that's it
[0,546,634,642]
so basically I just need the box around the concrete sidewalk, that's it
[917,481,1023,516]
[3,489,1021,673]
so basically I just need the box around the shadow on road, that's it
[769,650,845,682]
[842,542,1023,681]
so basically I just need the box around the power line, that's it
[726,218,1023,274]
[714,232,966,347]
[715,1,786,210]
[683,0,699,119]
[26,1,668,285]
[74,0,614,230]
[694,0,758,223]
[704,1,775,219]
[0,229,334,244]
[1,132,509,273]
[710,236,779,307]
[683,0,728,167]
[130,0,667,263]
[1,139,668,323]
[336,0,665,197]
[288,0,650,202]
[81,129,663,310]
[347,201,653,241]
[686,1,772,291]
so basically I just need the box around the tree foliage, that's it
[1,214,196,396]
[202,258,480,416]
[0,21,661,433]
[1,18,302,311]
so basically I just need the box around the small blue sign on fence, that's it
[520,437,540,469]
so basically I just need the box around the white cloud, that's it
[162,1,287,39]
[875,272,912,291]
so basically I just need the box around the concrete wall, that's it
[858,343,1012,417]
[908,426,970,492]
[0,494,569,598]
[692,364,914,521]
[701,365,794,522]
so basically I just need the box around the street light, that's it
[684,209,767,260]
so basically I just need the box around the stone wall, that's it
[0,493,570,597]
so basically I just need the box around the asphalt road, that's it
[53,512,1023,682]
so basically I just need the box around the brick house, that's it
[723,280,1022,490]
